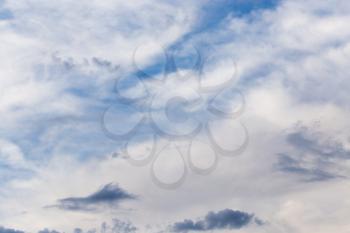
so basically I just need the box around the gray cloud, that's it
[73,219,137,233]
[277,125,350,181]
[0,227,25,233]
[286,131,350,159]
[277,153,340,182]
[170,209,260,232]
[103,219,137,233]
[53,183,136,211]
[37,229,60,233]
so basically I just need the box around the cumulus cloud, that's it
[170,209,260,232]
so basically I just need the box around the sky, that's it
[0,0,350,232]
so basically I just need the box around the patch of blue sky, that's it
[129,45,202,83]
[9,115,120,163]
[196,0,279,30]
[100,1,284,148]
[135,63,165,79]
[0,9,12,20]
[0,0,13,20]
[2,63,142,163]
[0,164,35,184]
[238,63,281,87]
[129,0,281,83]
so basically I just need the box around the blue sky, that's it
[1,0,350,232]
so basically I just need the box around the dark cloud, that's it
[104,219,137,233]
[73,229,83,233]
[276,125,350,181]
[52,183,136,211]
[37,229,60,233]
[170,209,260,232]
[0,226,62,233]
[0,227,25,233]
[92,57,119,71]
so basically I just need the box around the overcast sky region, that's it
[1,0,350,232]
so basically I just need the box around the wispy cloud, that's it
[276,124,350,181]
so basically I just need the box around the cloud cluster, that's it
[170,209,259,232]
